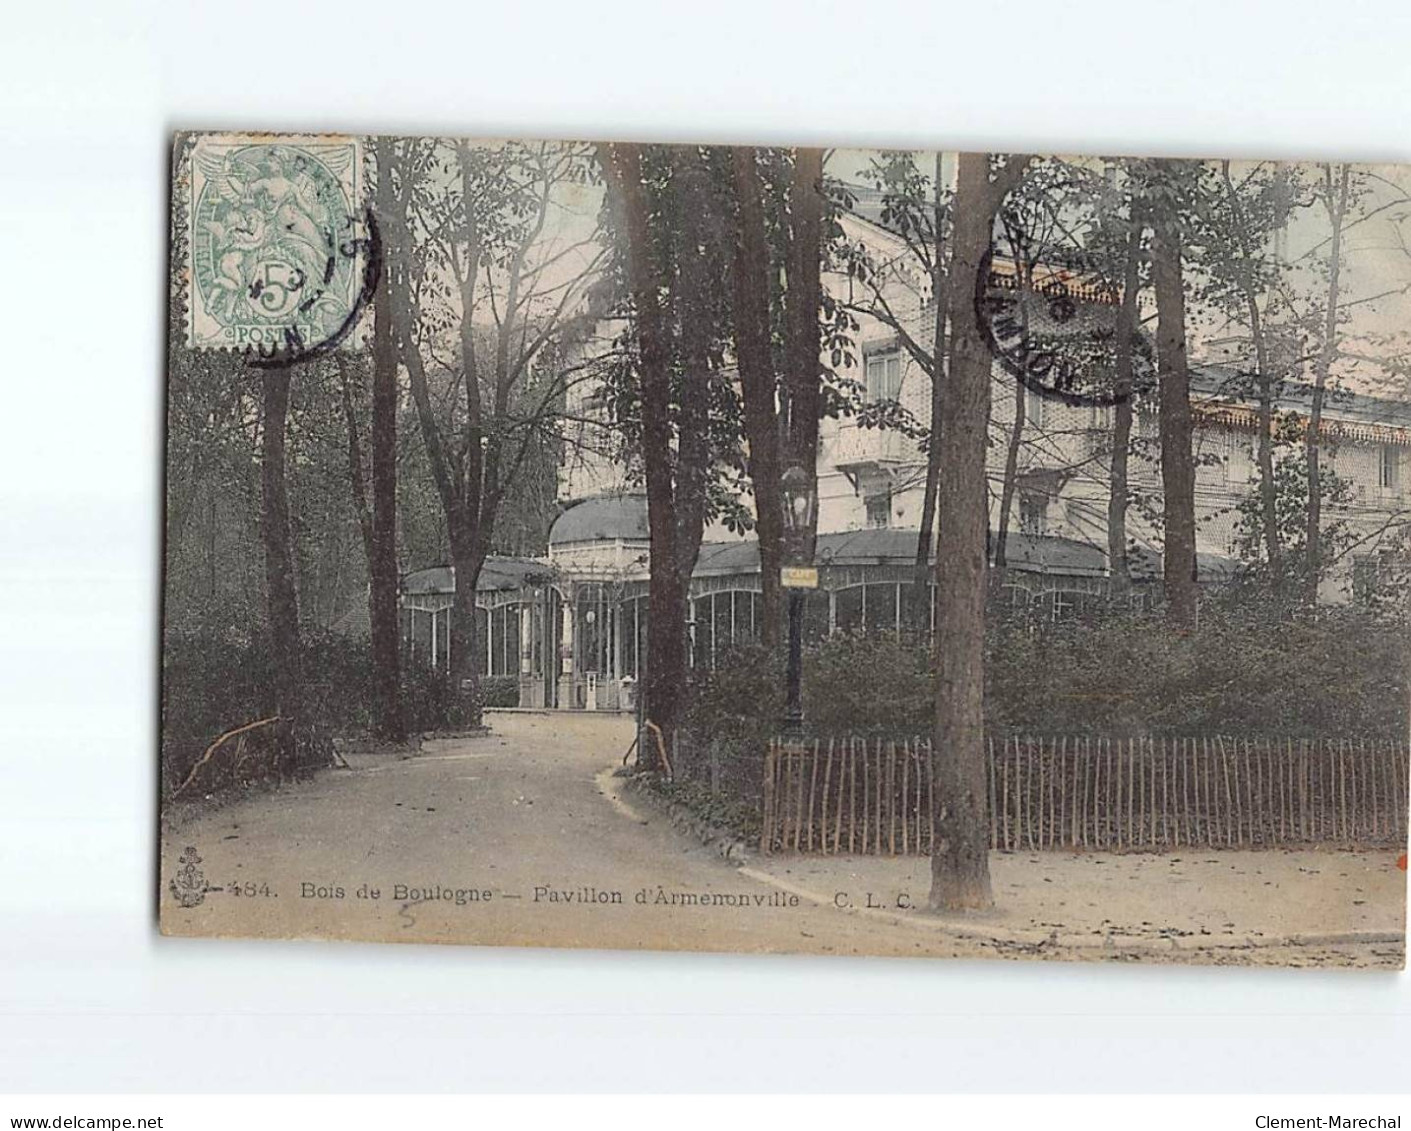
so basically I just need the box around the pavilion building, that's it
[398,203,1411,710]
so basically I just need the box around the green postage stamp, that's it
[180,133,367,354]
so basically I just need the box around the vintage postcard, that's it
[160,133,1410,966]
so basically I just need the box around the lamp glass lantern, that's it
[780,463,816,566]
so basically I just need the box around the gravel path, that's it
[747,846,1405,944]
[161,713,1405,968]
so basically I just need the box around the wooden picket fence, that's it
[759,735,1411,855]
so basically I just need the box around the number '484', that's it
[227,881,273,898]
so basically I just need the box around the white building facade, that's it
[399,205,1411,709]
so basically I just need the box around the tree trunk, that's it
[994,375,1026,569]
[912,386,943,627]
[1307,165,1350,605]
[911,152,949,629]
[670,149,715,592]
[1151,179,1198,631]
[369,140,405,742]
[602,143,687,758]
[913,346,944,626]
[1109,401,1134,596]
[730,146,785,647]
[930,153,1027,912]
[1108,206,1144,596]
[336,357,374,566]
[447,516,487,726]
[260,369,304,776]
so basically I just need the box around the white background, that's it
[2,0,1409,1095]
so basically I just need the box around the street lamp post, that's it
[783,587,805,734]
[779,464,817,735]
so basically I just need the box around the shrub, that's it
[400,652,452,733]
[802,631,931,736]
[652,777,761,840]
[680,603,1408,756]
[985,600,1407,739]
[660,601,1409,839]
[481,675,521,709]
[679,642,783,800]
[161,627,455,796]
[162,626,274,794]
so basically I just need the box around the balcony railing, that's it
[831,422,920,470]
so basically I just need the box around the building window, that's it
[1018,490,1048,535]
[1025,386,1047,430]
[802,590,830,642]
[862,582,902,635]
[1050,589,1099,622]
[1379,445,1400,491]
[835,586,864,633]
[473,606,490,675]
[575,590,611,675]
[1000,584,1032,624]
[1212,429,1237,482]
[1087,404,1111,455]
[530,600,544,676]
[688,598,707,668]
[619,595,645,678]
[865,490,892,528]
[865,347,903,402]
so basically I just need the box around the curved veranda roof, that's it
[400,531,1237,596]
[402,556,554,596]
[694,528,1235,583]
[549,494,650,546]
[694,529,1111,578]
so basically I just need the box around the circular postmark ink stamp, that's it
[184,134,375,363]
[974,174,1154,408]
